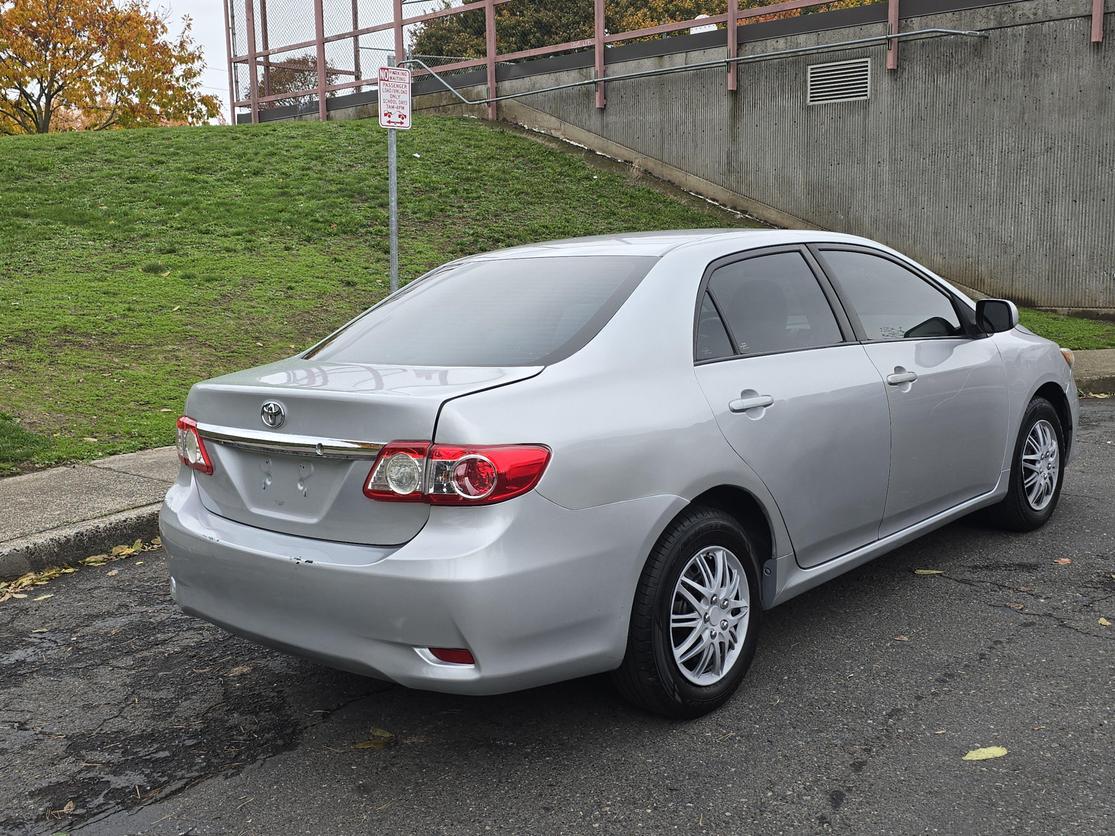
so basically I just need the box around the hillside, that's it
[0,117,758,473]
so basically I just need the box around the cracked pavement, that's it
[1,401,1112,835]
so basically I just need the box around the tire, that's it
[988,397,1065,532]
[612,506,761,719]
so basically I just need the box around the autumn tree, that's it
[411,1,734,59]
[0,0,220,134]
[411,0,873,59]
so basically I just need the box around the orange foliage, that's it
[0,0,220,134]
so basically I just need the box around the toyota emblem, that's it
[260,401,286,429]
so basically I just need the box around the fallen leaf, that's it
[354,727,397,750]
[106,570,119,577]
[1054,558,1072,565]
[1007,602,1025,611]
[10,593,27,599]
[1099,617,1112,627]
[62,799,75,813]
[894,635,910,642]
[963,745,1008,761]
[33,594,54,601]
[31,628,48,633]
[82,556,107,566]
[227,664,252,677]
[913,569,944,576]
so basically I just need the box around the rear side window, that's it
[820,250,963,340]
[305,256,657,367]
[695,294,733,361]
[706,252,843,356]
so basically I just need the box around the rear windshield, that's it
[304,255,657,367]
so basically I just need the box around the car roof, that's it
[468,229,882,260]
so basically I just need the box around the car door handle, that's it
[729,394,774,413]
[886,370,918,386]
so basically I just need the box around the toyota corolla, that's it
[160,230,1078,717]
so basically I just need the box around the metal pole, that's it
[314,0,328,120]
[594,0,606,108]
[727,0,738,92]
[222,0,237,124]
[259,0,271,97]
[392,0,404,71]
[886,0,900,70]
[485,0,498,119]
[388,127,398,291]
[244,0,260,123]
[352,0,362,92]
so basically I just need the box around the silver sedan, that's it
[161,230,1078,717]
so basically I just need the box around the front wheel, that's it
[612,507,760,718]
[988,397,1065,531]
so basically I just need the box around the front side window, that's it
[706,251,843,356]
[305,255,657,367]
[820,250,963,341]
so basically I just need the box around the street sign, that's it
[378,66,412,130]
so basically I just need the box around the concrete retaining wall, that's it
[287,0,1114,308]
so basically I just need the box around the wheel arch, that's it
[665,484,782,609]
[1032,381,1073,457]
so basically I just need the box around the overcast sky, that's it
[162,1,232,118]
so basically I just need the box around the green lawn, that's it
[2,119,1111,476]
[0,118,758,474]
[1019,308,1115,351]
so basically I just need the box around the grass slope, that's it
[0,117,757,474]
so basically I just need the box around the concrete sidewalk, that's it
[0,447,177,580]
[1074,348,1115,395]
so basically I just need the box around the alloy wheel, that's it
[1021,418,1059,511]
[669,546,750,686]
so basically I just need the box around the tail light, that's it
[364,442,550,505]
[176,416,214,475]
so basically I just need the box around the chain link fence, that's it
[226,0,873,121]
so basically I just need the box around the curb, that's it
[0,503,162,582]
[1077,374,1115,396]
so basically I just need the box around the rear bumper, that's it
[160,472,682,695]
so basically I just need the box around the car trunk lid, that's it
[186,359,542,545]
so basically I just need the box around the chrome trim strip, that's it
[194,422,385,460]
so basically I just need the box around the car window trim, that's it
[807,244,981,343]
[691,244,853,366]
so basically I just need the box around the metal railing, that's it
[224,0,1105,124]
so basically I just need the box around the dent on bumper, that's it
[160,477,683,695]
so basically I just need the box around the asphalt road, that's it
[2,402,1113,836]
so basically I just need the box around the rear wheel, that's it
[612,507,760,718]
[988,397,1065,531]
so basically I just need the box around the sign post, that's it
[378,64,412,293]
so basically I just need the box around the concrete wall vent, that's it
[807,58,871,105]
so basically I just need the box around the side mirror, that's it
[976,299,1019,334]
